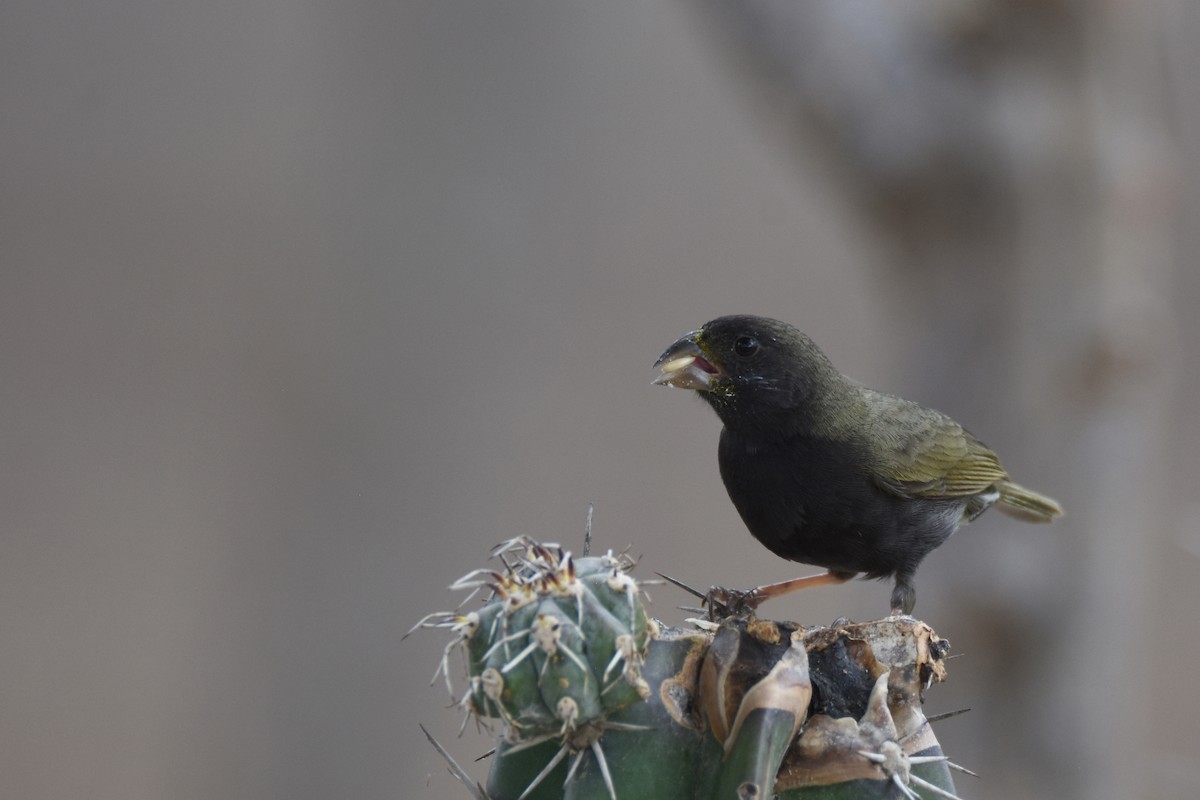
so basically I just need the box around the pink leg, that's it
[707,570,856,614]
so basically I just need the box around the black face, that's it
[654,314,845,434]
[699,316,789,385]
[693,315,840,422]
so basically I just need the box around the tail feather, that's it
[996,480,1063,523]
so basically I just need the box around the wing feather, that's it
[863,390,1008,500]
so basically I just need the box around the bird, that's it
[652,314,1061,616]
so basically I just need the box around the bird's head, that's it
[653,315,854,434]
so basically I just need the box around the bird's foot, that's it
[657,570,856,621]
[703,586,766,619]
[889,580,916,619]
[654,574,764,620]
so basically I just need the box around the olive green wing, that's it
[863,390,1008,501]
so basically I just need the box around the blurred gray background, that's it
[3,1,1198,798]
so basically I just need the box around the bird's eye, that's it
[734,336,759,357]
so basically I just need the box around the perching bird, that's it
[653,314,1061,615]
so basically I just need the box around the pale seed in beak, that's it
[659,355,696,373]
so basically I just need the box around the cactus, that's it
[414,537,972,799]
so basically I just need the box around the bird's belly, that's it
[718,433,961,577]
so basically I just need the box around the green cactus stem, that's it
[415,537,970,800]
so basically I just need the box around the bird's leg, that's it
[750,570,857,602]
[890,575,916,617]
[706,570,856,617]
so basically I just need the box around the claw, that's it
[703,585,765,619]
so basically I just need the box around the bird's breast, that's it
[717,431,867,532]
[716,428,938,576]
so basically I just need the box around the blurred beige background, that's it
[3,1,1198,798]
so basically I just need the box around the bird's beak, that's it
[652,331,721,391]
